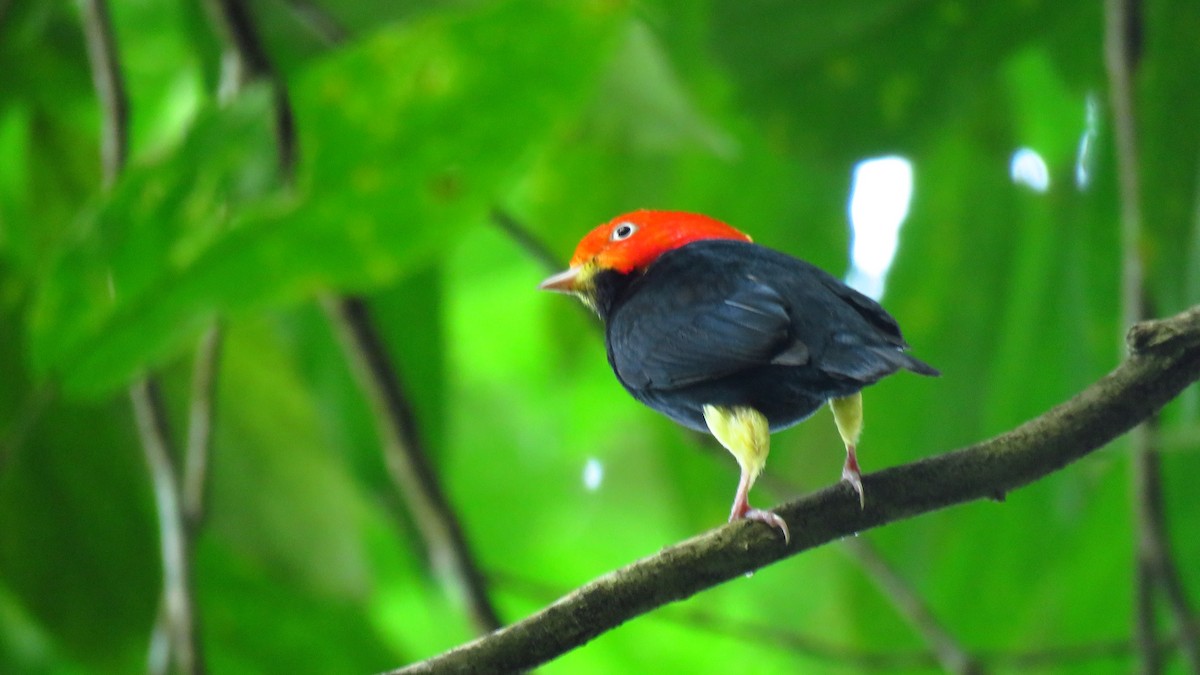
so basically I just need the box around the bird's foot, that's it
[842,446,865,509]
[730,504,791,544]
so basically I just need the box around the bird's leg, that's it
[830,392,865,508]
[702,404,790,543]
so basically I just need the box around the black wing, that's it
[604,240,937,393]
[607,273,805,390]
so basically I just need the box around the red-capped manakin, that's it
[539,210,937,542]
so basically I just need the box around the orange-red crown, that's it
[569,210,751,274]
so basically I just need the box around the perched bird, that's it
[539,210,937,542]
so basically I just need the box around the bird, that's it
[539,210,938,542]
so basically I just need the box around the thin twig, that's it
[675,608,941,670]
[758,460,978,672]
[490,208,602,330]
[1134,417,1200,672]
[80,2,206,671]
[78,0,127,189]
[211,0,502,633]
[1133,416,1164,674]
[1152,551,1200,674]
[181,0,275,541]
[683,609,1178,672]
[841,537,981,674]
[263,0,502,632]
[279,0,348,44]
[206,0,501,635]
[1134,556,1160,675]
[756,469,978,671]
[686,608,1177,672]
[985,636,1174,671]
[1106,0,1159,670]
[490,209,567,273]
[386,305,1200,673]
[493,569,943,670]
[183,324,222,530]
[1106,0,1200,671]
[131,380,203,675]
[202,0,297,177]
[322,295,502,634]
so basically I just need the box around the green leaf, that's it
[30,1,628,398]
[28,85,283,392]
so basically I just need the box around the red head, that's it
[538,210,751,303]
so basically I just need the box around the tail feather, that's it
[822,344,940,382]
[898,351,940,377]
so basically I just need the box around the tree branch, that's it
[322,295,502,634]
[387,305,1200,674]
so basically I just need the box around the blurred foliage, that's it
[1,0,1198,673]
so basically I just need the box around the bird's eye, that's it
[611,222,637,241]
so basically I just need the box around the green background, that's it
[1,0,1198,672]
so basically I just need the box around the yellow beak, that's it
[538,266,584,293]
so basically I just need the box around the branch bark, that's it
[387,305,1200,674]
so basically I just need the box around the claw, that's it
[727,477,790,543]
[842,444,865,509]
[736,507,791,543]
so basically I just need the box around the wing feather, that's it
[608,277,802,390]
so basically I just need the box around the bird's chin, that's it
[539,262,614,317]
[576,294,602,316]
